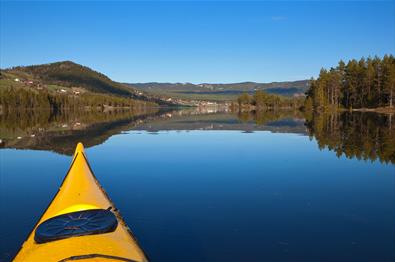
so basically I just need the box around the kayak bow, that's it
[14,143,148,262]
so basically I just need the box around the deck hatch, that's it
[35,209,118,243]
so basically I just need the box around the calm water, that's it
[0,109,394,261]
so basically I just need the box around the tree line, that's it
[0,87,156,112]
[237,90,304,110]
[305,55,395,111]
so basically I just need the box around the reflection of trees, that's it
[0,108,158,137]
[0,108,162,155]
[3,109,393,164]
[238,110,304,125]
[306,112,395,164]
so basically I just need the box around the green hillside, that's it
[5,61,132,96]
[0,61,159,110]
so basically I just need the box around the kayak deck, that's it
[14,143,148,262]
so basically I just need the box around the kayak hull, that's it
[14,143,148,262]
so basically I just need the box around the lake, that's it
[0,109,394,261]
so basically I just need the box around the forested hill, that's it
[0,61,165,110]
[3,61,133,96]
[304,55,395,111]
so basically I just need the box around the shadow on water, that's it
[0,108,394,163]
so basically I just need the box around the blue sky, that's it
[1,1,394,83]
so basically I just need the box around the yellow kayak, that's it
[14,143,148,262]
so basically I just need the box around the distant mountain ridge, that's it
[127,80,310,97]
[1,61,309,105]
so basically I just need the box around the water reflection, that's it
[305,112,395,164]
[135,109,306,134]
[0,108,161,155]
[0,108,307,155]
[0,108,394,164]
